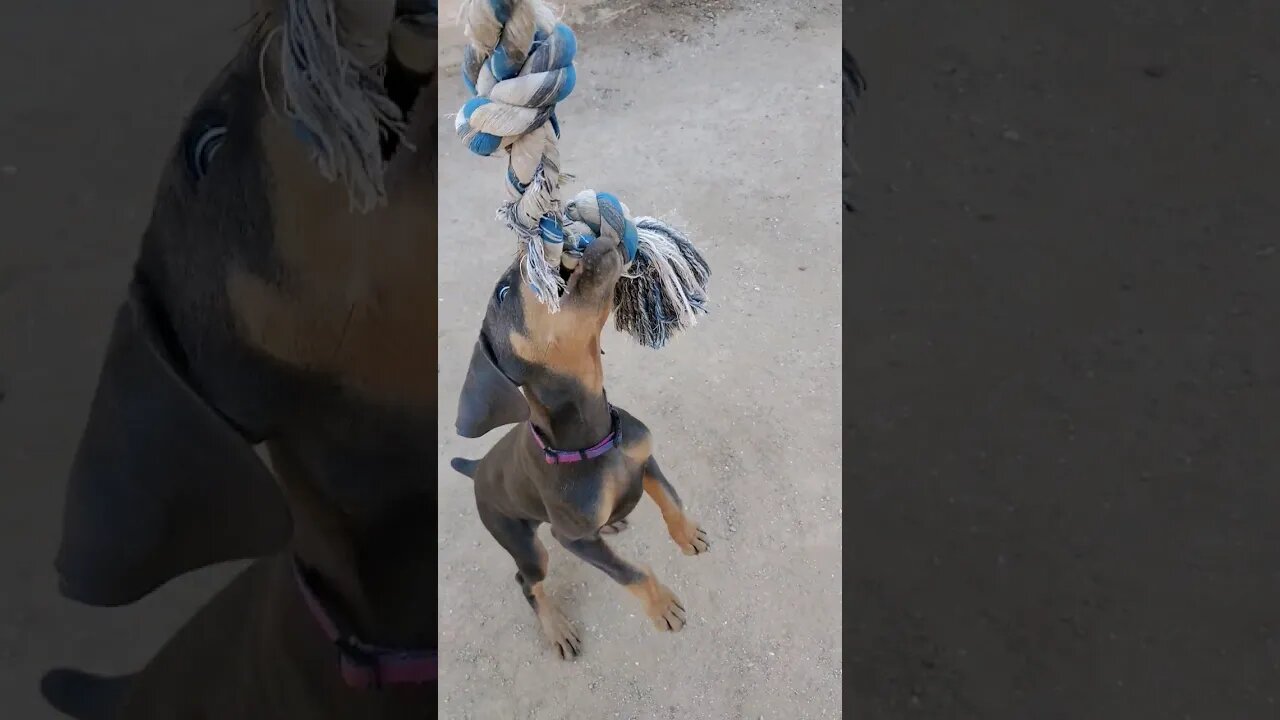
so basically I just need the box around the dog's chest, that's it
[603,469,646,526]
[548,458,645,533]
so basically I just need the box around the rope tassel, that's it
[458,0,711,347]
[272,0,407,213]
[566,192,710,349]
[616,219,710,349]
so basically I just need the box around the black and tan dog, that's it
[450,225,711,659]
[42,2,440,718]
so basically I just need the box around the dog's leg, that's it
[550,528,687,632]
[476,504,581,659]
[642,457,711,556]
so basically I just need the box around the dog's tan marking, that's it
[508,330,604,395]
[523,392,553,435]
[625,571,687,632]
[622,434,652,466]
[595,475,619,529]
[508,282,611,395]
[530,582,581,659]
[643,471,710,555]
[227,106,438,407]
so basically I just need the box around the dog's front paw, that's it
[647,583,687,632]
[628,573,688,632]
[536,602,582,660]
[670,518,710,556]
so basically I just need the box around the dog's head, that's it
[54,0,436,608]
[455,230,627,438]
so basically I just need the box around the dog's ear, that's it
[54,282,293,607]
[455,337,529,438]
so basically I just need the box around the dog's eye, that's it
[184,107,228,182]
[495,284,510,304]
[189,126,226,180]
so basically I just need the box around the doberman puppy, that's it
[42,2,440,717]
[450,226,711,659]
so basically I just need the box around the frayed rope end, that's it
[497,203,567,312]
[614,217,710,349]
[275,0,406,214]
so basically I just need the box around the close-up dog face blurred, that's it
[53,0,442,609]
[168,2,433,244]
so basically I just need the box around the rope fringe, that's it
[615,218,711,349]
[275,0,406,213]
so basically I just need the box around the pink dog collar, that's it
[293,558,436,689]
[529,407,621,464]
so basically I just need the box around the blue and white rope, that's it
[455,0,582,306]
[564,191,638,265]
[456,0,710,344]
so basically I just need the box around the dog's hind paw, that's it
[599,518,630,535]
[537,604,582,660]
[671,519,710,556]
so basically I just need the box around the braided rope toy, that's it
[454,0,710,348]
[265,0,410,213]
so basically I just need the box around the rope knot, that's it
[564,189,710,348]
[565,191,638,265]
[454,6,576,157]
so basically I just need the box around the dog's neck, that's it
[288,502,435,649]
[524,373,613,451]
[268,445,435,649]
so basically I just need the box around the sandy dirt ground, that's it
[436,0,842,718]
